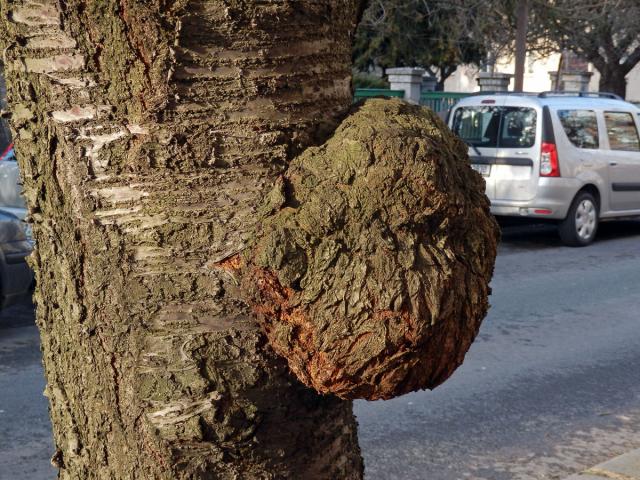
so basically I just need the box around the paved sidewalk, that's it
[565,449,640,479]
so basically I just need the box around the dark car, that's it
[0,208,33,307]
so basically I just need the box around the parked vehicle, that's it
[0,143,28,224]
[0,143,14,162]
[449,92,640,246]
[0,143,33,307]
[0,208,33,307]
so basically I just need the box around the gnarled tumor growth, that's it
[242,98,500,400]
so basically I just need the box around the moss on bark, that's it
[243,98,500,400]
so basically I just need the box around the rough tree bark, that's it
[240,100,498,401]
[0,1,366,478]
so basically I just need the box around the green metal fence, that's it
[420,92,470,112]
[354,88,405,101]
[353,89,471,113]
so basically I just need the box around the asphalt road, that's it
[356,220,640,480]
[0,300,54,480]
[1,221,640,479]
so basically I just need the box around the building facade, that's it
[444,52,640,102]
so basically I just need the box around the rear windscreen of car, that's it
[452,106,537,148]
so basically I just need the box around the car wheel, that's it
[558,192,599,247]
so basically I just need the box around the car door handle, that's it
[609,161,618,166]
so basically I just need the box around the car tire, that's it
[558,192,599,247]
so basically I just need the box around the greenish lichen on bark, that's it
[242,98,500,400]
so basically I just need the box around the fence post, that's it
[386,67,425,104]
[476,72,513,92]
[548,71,593,92]
[421,74,438,93]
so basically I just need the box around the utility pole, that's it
[514,0,530,92]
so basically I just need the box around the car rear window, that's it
[604,111,640,151]
[557,110,599,149]
[452,106,537,148]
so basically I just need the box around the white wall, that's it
[625,63,640,101]
[443,64,482,92]
[443,52,640,101]
[444,53,564,93]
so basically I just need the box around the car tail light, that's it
[0,143,13,162]
[540,142,560,177]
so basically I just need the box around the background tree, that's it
[353,0,488,89]
[352,0,557,90]
[534,0,640,98]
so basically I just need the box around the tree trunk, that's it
[0,1,364,478]
[598,67,628,98]
[436,65,456,91]
[513,0,529,93]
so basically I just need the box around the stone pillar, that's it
[476,72,513,92]
[548,70,593,92]
[421,74,438,93]
[386,67,425,104]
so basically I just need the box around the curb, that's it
[564,449,640,479]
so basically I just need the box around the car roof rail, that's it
[470,91,538,96]
[538,91,623,100]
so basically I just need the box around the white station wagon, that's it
[449,92,640,246]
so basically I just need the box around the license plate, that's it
[471,163,491,176]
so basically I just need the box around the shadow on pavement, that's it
[499,219,640,251]
[0,298,35,330]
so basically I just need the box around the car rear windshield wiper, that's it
[465,141,482,156]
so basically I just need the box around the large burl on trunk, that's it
[241,99,499,400]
